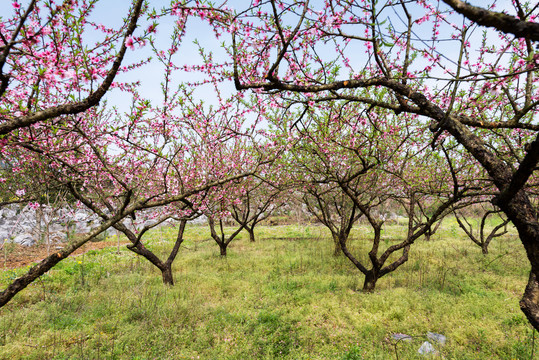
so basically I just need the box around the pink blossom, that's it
[29,202,40,210]
[147,23,157,33]
[125,36,135,50]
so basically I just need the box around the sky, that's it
[5,0,520,116]
[87,1,232,112]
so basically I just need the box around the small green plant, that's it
[341,344,365,360]
[328,279,338,292]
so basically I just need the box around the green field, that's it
[0,220,534,359]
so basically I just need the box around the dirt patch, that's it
[0,240,129,270]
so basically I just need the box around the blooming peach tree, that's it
[0,0,265,306]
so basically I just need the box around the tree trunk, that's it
[219,244,227,257]
[45,221,50,257]
[35,205,43,244]
[332,233,342,256]
[362,271,378,292]
[481,244,489,255]
[247,227,256,242]
[424,218,443,242]
[161,264,174,286]
[497,194,539,329]
[437,110,539,330]
[520,272,539,331]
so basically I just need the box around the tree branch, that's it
[442,0,539,42]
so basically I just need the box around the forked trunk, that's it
[481,244,489,255]
[362,271,378,292]
[219,244,227,257]
[332,233,343,256]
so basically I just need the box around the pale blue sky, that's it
[5,0,520,114]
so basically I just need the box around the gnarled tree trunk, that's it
[117,219,187,286]
[362,271,379,292]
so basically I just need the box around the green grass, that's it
[0,220,534,359]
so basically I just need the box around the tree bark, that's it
[247,226,256,242]
[219,244,227,257]
[520,272,539,331]
[332,233,343,256]
[362,271,379,292]
[441,0,539,42]
[439,105,539,330]
[161,264,174,286]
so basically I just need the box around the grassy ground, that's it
[0,219,534,359]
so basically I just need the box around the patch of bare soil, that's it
[0,240,129,270]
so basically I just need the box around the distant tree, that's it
[302,182,361,256]
[114,213,192,286]
[207,215,244,257]
[229,173,288,242]
[204,179,258,256]
[337,156,471,292]
[454,204,510,255]
[270,101,471,291]
[231,186,280,243]
[203,184,250,257]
